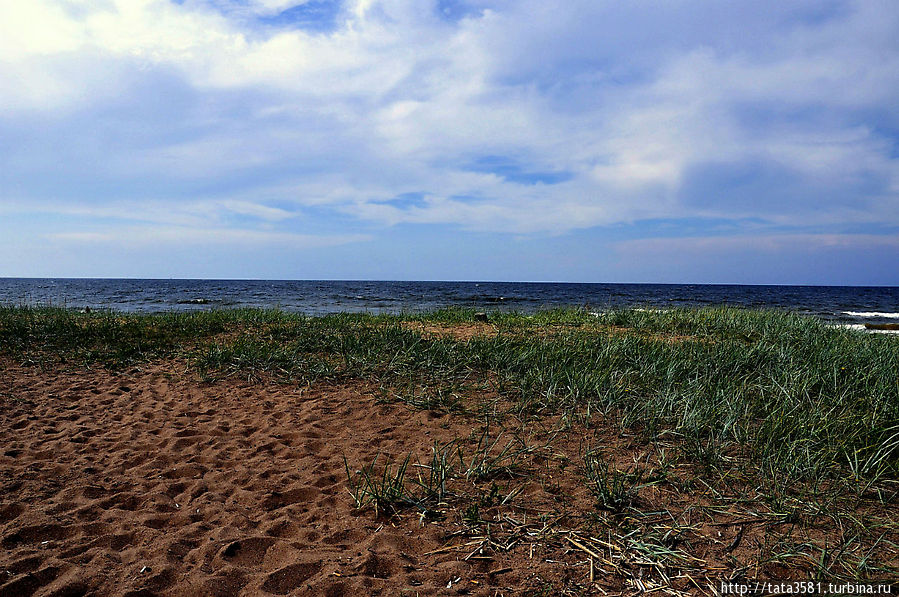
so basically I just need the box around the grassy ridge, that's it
[2,305,898,488]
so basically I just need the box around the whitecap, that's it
[830,323,899,335]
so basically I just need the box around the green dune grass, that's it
[2,304,897,489]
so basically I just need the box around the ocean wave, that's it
[842,311,899,319]
[830,323,899,335]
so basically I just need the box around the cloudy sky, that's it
[1,0,897,283]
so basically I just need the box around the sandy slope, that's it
[1,360,549,596]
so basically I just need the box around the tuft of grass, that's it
[583,450,647,513]
[460,426,527,482]
[344,453,418,517]
[419,440,456,503]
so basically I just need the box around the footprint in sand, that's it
[217,537,278,568]
[261,561,323,595]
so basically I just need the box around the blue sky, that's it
[1,0,897,283]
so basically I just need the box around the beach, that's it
[1,307,897,595]
[1,360,510,595]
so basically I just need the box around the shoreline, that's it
[2,279,898,323]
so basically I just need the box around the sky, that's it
[1,0,898,284]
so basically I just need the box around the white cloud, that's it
[0,0,897,241]
[617,233,899,257]
[47,226,370,248]
[244,0,318,16]
[217,200,296,221]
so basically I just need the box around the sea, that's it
[1,279,898,328]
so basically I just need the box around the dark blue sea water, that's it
[1,279,898,325]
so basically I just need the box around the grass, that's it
[2,304,898,583]
[344,453,419,517]
[2,305,897,485]
[583,450,648,513]
[343,435,526,520]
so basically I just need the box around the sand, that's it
[4,355,884,596]
[0,359,593,596]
